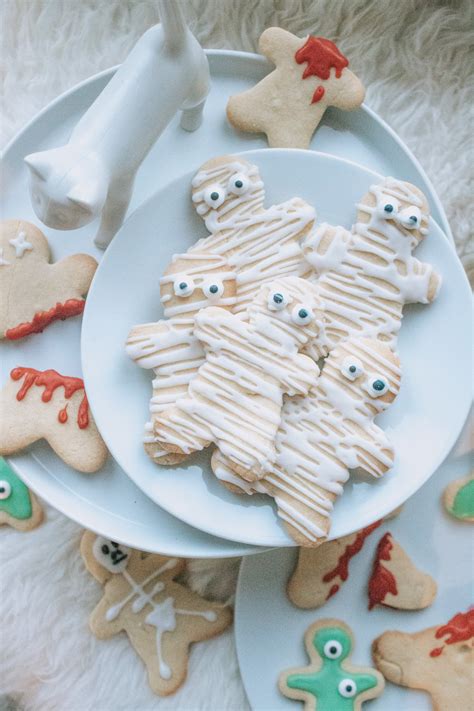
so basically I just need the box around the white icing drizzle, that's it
[9,230,33,258]
[153,277,322,476]
[302,177,439,356]
[190,159,315,313]
[94,553,218,681]
[213,338,400,544]
[0,247,10,266]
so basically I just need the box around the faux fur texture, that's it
[1,1,472,709]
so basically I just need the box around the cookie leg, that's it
[153,406,211,456]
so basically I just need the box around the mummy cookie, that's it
[287,521,382,608]
[81,531,232,696]
[373,608,474,711]
[213,337,400,544]
[0,457,43,531]
[443,473,474,522]
[302,178,441,356]
[189,155,315,313]
[368,532,437,610]
[153,277,323,479]
[227,29,365,149]
[125,254,236,465]
[279,619,384,710]
[0,219,97,340]
[0,367,108,473]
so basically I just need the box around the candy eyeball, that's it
[341,356,364,381]
[291,304,314,326]
[323,640,343,659]
[203,185,226,209]
[398,205,422,229]
[173,277,195,297]
[338,679,357,698]
[228,172,251,196]
[202,280,224,300]
[381,196,400,217]
[0,480,12,500]
[367,374,389,398]
[267,290,290,311]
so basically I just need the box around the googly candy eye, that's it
[367,374,389,398]
[338,679,357,698]
[267,290,290,311]
[341,356,364,381]
[203,185,226,209]
[0,480,12,500]
[228,172,250,196]
[381,196,400,217]
[291,304,314,326]
[202,280,224,300]
[398,205,422,229]
[323,640,343,659]
[173,277,195,297]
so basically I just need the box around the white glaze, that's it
[9,230,33,258]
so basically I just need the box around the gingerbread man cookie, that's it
[189,155,315,313]
[302,177,441,357]
[280,619,384,710]
[0,219,97,340]
[227,29,365,148]
[126,253,236,465]
[213,337,400,544]
[81,531,232,696]
[373,608,474,711]
[443,472,474,522]
[0,367,108,473]
[368,532,437,610]
[0,457,43,531]
[153,277,323,480]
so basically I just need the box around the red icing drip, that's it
[323,520,382,600]
[10,367,90,430]
[295,36,349,81]
[429,607,474,657]
[58,404,69,424]
[368,532,398,610]
[312,86,325,104]
[5,299,85,340]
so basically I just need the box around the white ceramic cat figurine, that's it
[24,0,210,249]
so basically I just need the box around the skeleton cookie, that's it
[0,367,108,473]
[227,28,365,148]
[81,531,232,696]
[153,277,323,480]
[0,219,97,339]
[213,337,400,545]
[189,155,315,313]
[125,253,236,465]
[302,177,441,356]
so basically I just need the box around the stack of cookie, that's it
[126,153,441,548]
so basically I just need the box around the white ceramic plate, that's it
[82,148,472,547]
[235,443,472,710]
[0,49,456,554]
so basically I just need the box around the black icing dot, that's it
[410,215,418,222]
[179,282,188,290]
[346,684,353,692]
[384,204,394,213]
[235,180,243,188]
[298,309,308,319]
[0,486,5,494]
[273,293,284,304]
[101,544,110,555]
[330,646,338,655]
[373,379,385,391]
[210,191,219,201]
[349,365,356,373]
[209,285,218,294]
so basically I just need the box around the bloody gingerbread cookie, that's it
[81,531,232,696]
[0,367,108,473]
[443,472,474,523]
[367,532,437,611]
[0,457,43,531]
[227,28,365,148]
[373,608,474,711]
[279,619,384,710]
[0,219,97,339]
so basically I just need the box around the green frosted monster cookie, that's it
[443,473,474,523]
[0,457,43,530]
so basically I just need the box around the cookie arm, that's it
[351,424,395,478]
[53,253,97,296]
[279,353,320,397]
[402,258,441,304]
[258,27,302,65]
[302,223,350,274]
[125,319,195,370]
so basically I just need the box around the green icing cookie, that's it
[281,621,384,711]
[451,478,474,519]
[0,457,32,520]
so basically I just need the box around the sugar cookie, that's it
[81,531,232,696]
[0,367,108,473]
[227,28,365,148]
[0,457,43,531]
[0,219,97,340]
[443,473,474,522]
[280,619,384,710]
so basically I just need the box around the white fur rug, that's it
[1,1,472,709]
